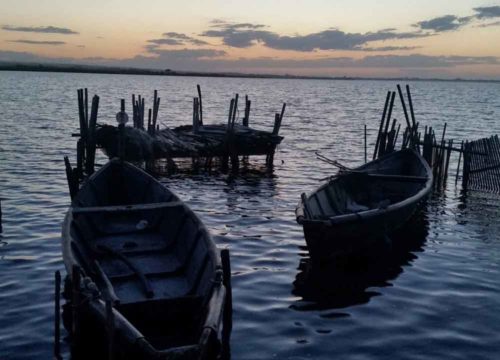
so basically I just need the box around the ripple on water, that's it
[1,73,500,359]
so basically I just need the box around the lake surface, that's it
[1,71,500,359]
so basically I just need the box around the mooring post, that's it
[220,248,232,360]
[364,124,367,163]
[64,156,78,200]
[71,265,81,351]
[54,271,62,360]
[373,91,390,160]
[197,85,203,125]
[116,99,128,160]
[0,198,3,233]
[106,300,115,360]
[243,95,250,127]
[193,97,200,133]
[85,95,99,176]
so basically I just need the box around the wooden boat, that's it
[62,159,229,359]
[296,149,432,262]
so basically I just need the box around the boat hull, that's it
[296,149,433,263]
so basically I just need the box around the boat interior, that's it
[69,161,216,348]
[305,151,429,219]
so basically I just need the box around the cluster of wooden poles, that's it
[65,89,100,199]
[131,90,161,135]
[370,85,478,191]
[372,85,418,160]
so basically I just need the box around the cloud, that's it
[148,38,184,46]
[361,46,421,52]
[473,6,500,19]
[1,25,78,34]
[147,32,208,48]
[202,23,428,51]
[7,39,66,45]
[477,20,500,28]
[414,15,472,32]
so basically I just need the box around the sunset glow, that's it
[1,0,500,79]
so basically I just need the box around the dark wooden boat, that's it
[62,159,228,359]
[296,149,432,262]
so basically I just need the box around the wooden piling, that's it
[106,300,115,360]
[193,98,200,133]
[84,88,89,128]
[64,156,78,199]
[373,91,391,160]
[396,84,412,130]
[85,95,99,176]
[76,139,84,179]
[71,265,81,350]
[54,271,62,360]
[0,198,2,233]
[197,85,203,125]
[455,140,464,185]
[243,95,251,127]
[220,248,232,360]
[364,124,367,163]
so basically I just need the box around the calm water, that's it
[1,71,500,359]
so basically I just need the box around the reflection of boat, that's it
[292,211,429,311]
[62,159,229,359]
[296,149,432,262]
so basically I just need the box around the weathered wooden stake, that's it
[71,265,81,350]
[54,271,62,360]
[193,97,200,133]
[373,91,391,159]
[220,248,232,360]
[243,95,251,126]
[197,85,203,125]
[64,156,78,199]
[85,95,99,176]
[106,300,115,360]
[364,124,367,163]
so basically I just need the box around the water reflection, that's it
[291,211,429,312]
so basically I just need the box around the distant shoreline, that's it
[1,62,499,84]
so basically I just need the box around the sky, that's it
[0,0,500,79]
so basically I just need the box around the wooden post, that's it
[406,85,417,128]
[118,99,126,160]
[64,156,78,199]
[77,89,87,160]
[148,109,152,134]
[243,95,251,126]
[396,84,412,130]
[86,95,99,176]
[84,88,89,128]
[378,92,395,158]
[71,265,81,350]
[197,85,203,125]
[106,300,115,360]
[364,124,367,163]
[76,139,84,179]
[373,91,391,159]
[455,141,464,185]
[193,98,200,133]
[54,271,62,360]
[152,90,160,132]
[220,248,232,360]
[132,94,136,128]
